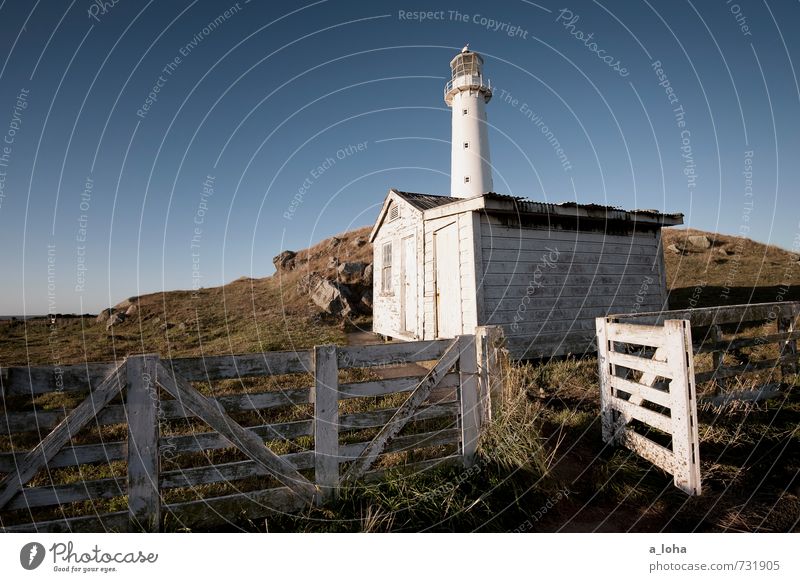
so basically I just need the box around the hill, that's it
[663,227,799,308]
[1,225,797,366]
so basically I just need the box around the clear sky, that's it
[0,0,797,315]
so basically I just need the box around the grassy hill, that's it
[0,227,372,366]
[663,227,799,308]
[1,225,797,366]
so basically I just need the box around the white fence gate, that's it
[595,317,701,495]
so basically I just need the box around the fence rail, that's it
[0,328,503,532]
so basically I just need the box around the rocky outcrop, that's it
[297,260,373,318]
[303,274,354,317]
[273,250,297,271]
[687,234,712,249]
[337,261,368,284]
[106,312,126,330]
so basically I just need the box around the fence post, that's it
[476,326,503,424]
[126,354,161,532]
[313,345,339,503]
[458,335,480,467]
[664,320,701,496]
[595,317,616,444]
[777,304,798,379]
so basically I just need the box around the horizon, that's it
[1,0,798,314]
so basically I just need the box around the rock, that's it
[159,322,175,331]
[297,273,315,294]
[687,234,712,249]
[359,289,373,312]
[716,247,732,256]
[327,256,339,269]
[337,261,368,284]
[307,276,353,317]
[105,312,126,330]
[351,237,368,248]
[363,263,373,285]
[125,303,138,317]
[272,250,297,271]
[96,308,115,323]
[667,244,684,255]
[327,236,342,249]
[114,296,138,310]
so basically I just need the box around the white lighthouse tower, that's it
[445,46,493,198]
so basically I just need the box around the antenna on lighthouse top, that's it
[461,43,469,53]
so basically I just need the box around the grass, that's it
[1,226,799,532]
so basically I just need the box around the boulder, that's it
[327,236,342,249]
[307,276,353,317]
[351,237,368,248]
[96,308,115,323]
[667,244,684,255]
[716,247,732,256]
[125,303,139,317]
[337,261,368,284]
[359,289,373,312]
[327,256,340,269]
[687,234,712,249]
[272,250,297,271]
[105,312,126,330]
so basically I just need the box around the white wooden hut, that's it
[369,189,683,358]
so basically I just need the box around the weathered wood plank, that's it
[0,442,127,473]
[609,376,671,409]
[160,429,460,489]
[4,362,118,396]
[126,355,160,532]
[167,350,312,381]
[701,384,784,406]
[0,361,127,510]
[607,322,667,348]
[694,354,799,383]
[339,402,459,431]
[664,320,701,496]
[693,330,800,354]
[596,318,616,443]
[617,428,675,474]
[313,345,339,502]
[610,396,672,434]
[608,350,672,379]
[1,510,129,533]
[336,340,451,369]
[5,477,125,510]
[164,487,307,531]
[155,362,317,504]
[341,339,460,482]
[458,336,480,467]
[612,301,800,328]
[338,373,459,399]
[1,387,312,435]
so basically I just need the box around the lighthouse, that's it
[445,46,493,198]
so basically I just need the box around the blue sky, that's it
[0,0,797,314]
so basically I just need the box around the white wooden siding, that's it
[477,216,666,358]
[372,196,424,339]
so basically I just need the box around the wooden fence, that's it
[596,301,800,496]
[0,329,502,532]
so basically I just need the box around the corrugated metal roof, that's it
[393,190,683,222]
[394,190,462,210]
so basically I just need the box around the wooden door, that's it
[434,223,462,338]
[402,236,417,335]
